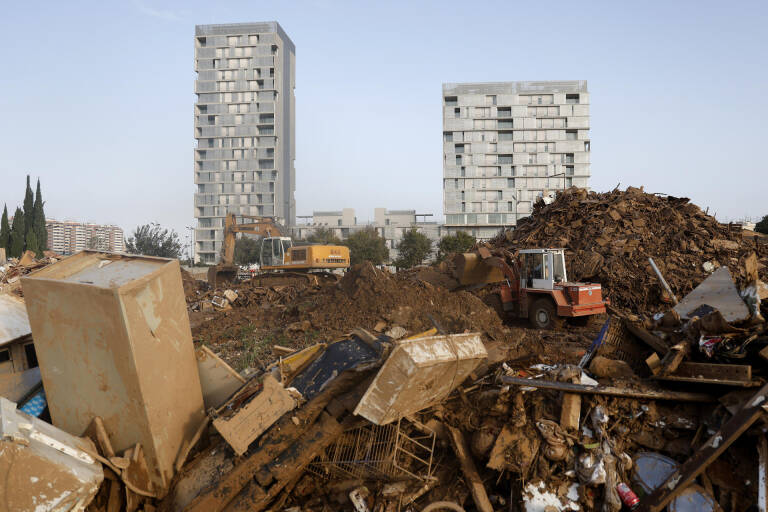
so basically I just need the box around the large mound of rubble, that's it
[492,186,768,313]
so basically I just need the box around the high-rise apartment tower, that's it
[442,81,590,239]
[194,22,295,263]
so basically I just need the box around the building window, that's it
[498,120,513,129]
[566,177,573,187]
[461,202,466,212]
[537,96,542,105]
[498,154,513,164]
[566,94,580,104]
[565,166,574,176]
[445,96,458,106]
[456,155,462,165]
[528,154,535,164]
[460,166,466,177]
[486,95,497,106]
[507,178,515,188]
[454,107,460,118]
[499,131,513,141]
[455,144,465,153]
[507,201,514,212]
[444,132,453,142]
[585,141,591,151]
[566,130,577,140]
[564,153,574,164]
[497,107,511,118]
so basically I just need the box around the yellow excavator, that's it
[207,213,350,288]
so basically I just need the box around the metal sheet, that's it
[673,267,749,323]
[21,251,206,492]
[354,333,487,425]
[0,397,103,511]
[0,293,31,346]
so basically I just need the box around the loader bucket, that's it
[453,252,506,286]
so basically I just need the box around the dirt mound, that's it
[492,186,767,313]
[289,261,507,340]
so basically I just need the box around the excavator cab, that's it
[259,237,293,268]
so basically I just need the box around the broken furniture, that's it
[0,397,103,511]
[354,333,487,425]
[195,345,246,410]
[21,251,206,493]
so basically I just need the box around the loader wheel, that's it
[529,298,562,330]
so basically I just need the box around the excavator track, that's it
[246,271,341,288]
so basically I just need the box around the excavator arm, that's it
[219,214,286,266]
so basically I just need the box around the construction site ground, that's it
[2,185,768,512]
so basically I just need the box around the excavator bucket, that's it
[453,252,506,286]
[207,265,238,289]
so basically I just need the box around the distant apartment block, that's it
[293,209,443,262]
[194,22,296,264]
[443,81,590,239]
[46,220,125,255]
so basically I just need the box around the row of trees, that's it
[0,176,48,258]
[233,226,477,269]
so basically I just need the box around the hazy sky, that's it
[1,0,766,247]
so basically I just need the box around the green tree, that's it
[437,231,476,261]
[33,178,47,250]
[0,205,9,251]
[25,230,39,257]
[756,215,768,235]
[22,175,34,248]
[9,208,25,258]
[344,226,389,265]
[394,229,432,269]
[125,223,182,258]
[234,237,261,265]
[307,226,341,245]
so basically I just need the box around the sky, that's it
[1,0,767,250]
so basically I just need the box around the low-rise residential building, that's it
[46,220,125,255]
[293,208,444,262]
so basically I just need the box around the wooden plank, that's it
[636,382,768,512]
[447,425,493,512]
[625,322,670,355]
[501,376,715,402]
[655,362,752,387]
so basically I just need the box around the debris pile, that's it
[0,249,60,294]
[492,186,768,314]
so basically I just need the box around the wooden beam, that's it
[636,383,768,512]
[501,376,715,402]
[625,322,670,355]
[655,362,752,387]
[447,425,493,512]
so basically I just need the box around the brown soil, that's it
[491,186,768,314]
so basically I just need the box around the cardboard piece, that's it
[0,397,104,511]
[21,251,206,492]
[196,346,245,410]
[673,267,749,323]
[213,374,298,456]
[354,333,487,425]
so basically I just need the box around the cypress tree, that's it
[22,175,34,248]
[10,207,25,258]
[0,205,9,251]
[25,230,39,257]
[33,179,47,250]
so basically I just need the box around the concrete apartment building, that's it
[293,209,443,262]
[45,220,125,255]
[194,22,296,264]
[443,81,590,239]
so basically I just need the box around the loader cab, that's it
[260,236,293,268]
[519,249,567,290]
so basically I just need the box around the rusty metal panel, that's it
[21,251,206,492]
[354,333,487,425]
